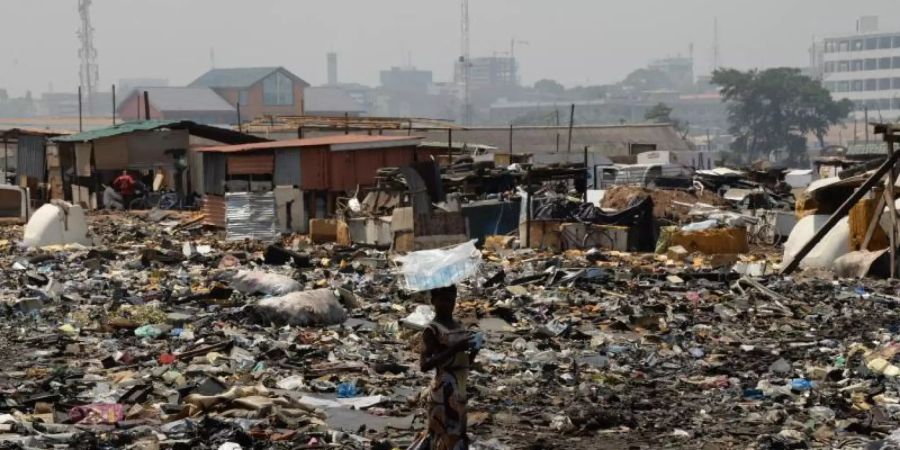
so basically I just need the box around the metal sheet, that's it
[225,191,278,241]
[203,152,226,195]
[301,147,328,190]
[202,194,226,228]
[227,153,273,175]
[16,135,46,181]
[274,149,301,186]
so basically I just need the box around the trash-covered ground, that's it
[5,212,900,449]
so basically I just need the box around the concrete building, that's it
[380,67,433,93]
[189,67,309,121]
[455,56,518,91]
[303,87,366,117]
[812,16,900,119]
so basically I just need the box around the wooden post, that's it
[509,124,514,157]
[525,183,533,248]
[236,102,242,133]
[782,150,900,274]
[2,137,7,183]
[448,129,453,165]
[583,145,589,199]
[143,91,150,120]
[567,103,575,153]
[111,84,116,126]
[888,136,898,278]
[861,190,886,250]
[78,86,83,132]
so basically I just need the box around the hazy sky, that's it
[2,0,899,97]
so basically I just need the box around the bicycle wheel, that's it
[158,194,178,210]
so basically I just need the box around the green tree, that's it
[712,67,851,165]
[644,102,674,123]
[644,102,689,138]
[533,79,566,96]
[622,68,674,91]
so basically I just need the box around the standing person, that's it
[419,285,480,450]
[112,170,136,210]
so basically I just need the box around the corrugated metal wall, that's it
[301,147,328,190]
[225,191,278,241]
[203,153,226,195]
[16,135,46,182]
[274,149,302,186]
[227,153,274,175]
[202,194,227,228]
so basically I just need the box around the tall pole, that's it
[236,102,242,133]
[567,103,575,153]
[3,138,7,183]
[78,86,83,132]
[448,129,453,165]
[865,107,870,144]
[555,108,561,152]
[143,90,150,120]
[887,134,898,278]
[509,124,514,157]
[111,84,116,126]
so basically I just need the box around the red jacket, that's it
[113,174,136,196]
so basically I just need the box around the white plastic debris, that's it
[250,289,347,326]
[229,270,302,296]
[402,305,435,330]
[22,201,91,248]
[395,240,481,291]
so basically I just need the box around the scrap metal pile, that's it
[4,211,900,450]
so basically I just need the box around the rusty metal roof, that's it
[198,135,423,153]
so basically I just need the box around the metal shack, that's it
[197,134,427,239]
[52,120,267,209]
[1,128,69,217]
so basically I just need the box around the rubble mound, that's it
[601,186,726,221]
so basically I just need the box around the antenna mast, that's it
[77,0,99,114]
[460,0,471,126]
[712,17,720,72]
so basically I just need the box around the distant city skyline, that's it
[2,0,899,97]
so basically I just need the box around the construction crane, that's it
[460,0,470,126]
[77,0,99,114]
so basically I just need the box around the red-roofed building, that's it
[197,134,438,235]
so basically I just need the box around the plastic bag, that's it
[248,289,347,326]
[229,270,302,296]
[395,240,481,291]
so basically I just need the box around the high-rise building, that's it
[454,56,518,91]
[812,16,900,119]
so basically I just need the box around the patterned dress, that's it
[426,321,470,450]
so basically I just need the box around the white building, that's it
[812,16,900,120]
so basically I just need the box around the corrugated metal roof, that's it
[124,87,235,112]
[225,191,279,241]
[846,141,887,156]
[198,135,423,153]
[53,120,269,145]
[189,67,308,89]
[53,120,180,143]
[304,87,366,113]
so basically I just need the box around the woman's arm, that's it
[420,328,470,372]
